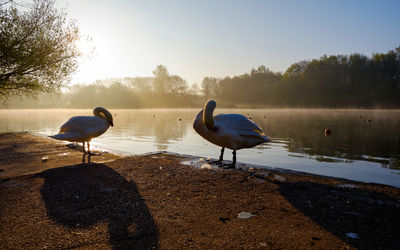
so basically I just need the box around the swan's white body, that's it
[193,100,269,166]
[193,111,269,150]
[51,107,113,156]
[52,116,111,142]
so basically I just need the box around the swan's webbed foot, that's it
[218,150,236,169]
[221,163,236,169]
[87,151,101,156]
[213,162,236,169]
[85,141,102,156]
[209,147,225,166]
[209,159,223,165]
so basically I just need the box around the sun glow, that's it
[59,0,400,87]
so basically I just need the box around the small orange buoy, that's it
[324,128,332,136]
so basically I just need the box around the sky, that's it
[57,0,400,85]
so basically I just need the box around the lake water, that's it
[1,109,399,187]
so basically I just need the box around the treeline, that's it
[2,46,400,108]
[67,65,201,108]
[206,46,400,108]
[1,66,202,108]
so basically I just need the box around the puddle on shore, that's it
[180,157,219,170]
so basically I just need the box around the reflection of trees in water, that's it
[2,109,400,169]
[242,109,400,170]
[112,110,197,151]
[0,109,92,133]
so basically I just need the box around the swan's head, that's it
[93,107,114,127]
[203,99,216,131]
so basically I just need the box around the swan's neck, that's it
[203,101,215,130]
[93,107,114,127]
[93,109,106,120]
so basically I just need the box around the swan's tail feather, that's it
[241,133,270,142]
[50,134,65,140]
[252,129,271,142]
[239,129,270,142]
[50,133,77,141]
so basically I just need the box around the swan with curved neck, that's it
[51,107,114,159]
[193,99,270,167]
[203,99,216,130]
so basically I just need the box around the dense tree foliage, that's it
[0,0,80,97]
[214,47,400,108]
[217,65,282,106]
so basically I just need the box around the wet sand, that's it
[0,133,399,249]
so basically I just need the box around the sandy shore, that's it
[0,133,399,249]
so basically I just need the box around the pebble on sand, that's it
[237,212,254,219]
[346,232,360,239]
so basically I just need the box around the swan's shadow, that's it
[277,180,400,249]
[35,163,158,249]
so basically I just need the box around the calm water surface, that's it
[1,109,399,187]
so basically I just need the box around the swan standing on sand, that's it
[51,107,114,157]
[193,100,270,167]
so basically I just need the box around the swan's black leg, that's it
[82,153,86,164]
[81,142,87,164]
[210,147,225,165]
[84,142,93,163]
[221,150,236,169]
[219,147,225,161]
[87,141,101,156]
[81,142,90,164]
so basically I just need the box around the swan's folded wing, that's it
[214,114,262,131]
[215,114,269,141]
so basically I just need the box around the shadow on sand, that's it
[36,163,158,249]
[277,180,400,249]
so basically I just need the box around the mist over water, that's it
[1,108,399,187]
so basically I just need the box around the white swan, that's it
[51,107,114,156]
[193,100,270,167]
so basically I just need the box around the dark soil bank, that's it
[0,133,399,249]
